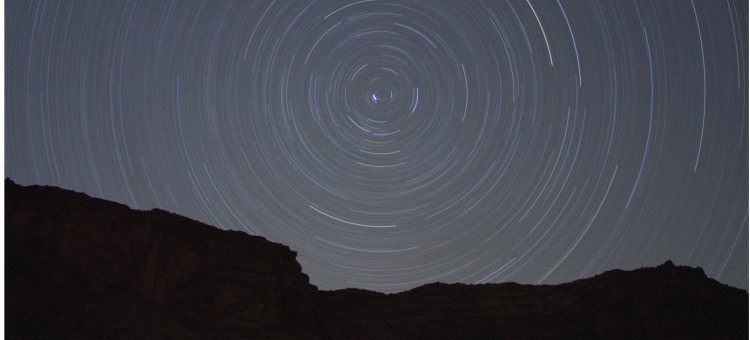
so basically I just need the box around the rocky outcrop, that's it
[6,179,317,339]
[6,179,748,339]
[317,262,747,339]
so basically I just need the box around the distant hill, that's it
[6,179,747,339]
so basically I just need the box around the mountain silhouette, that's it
[6,179,747,339]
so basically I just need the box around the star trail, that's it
[6,0,748,293]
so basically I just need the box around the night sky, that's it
[6,0,748,293]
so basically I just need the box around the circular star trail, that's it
[6,0,748,292]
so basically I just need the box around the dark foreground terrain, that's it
[6,179,748,339]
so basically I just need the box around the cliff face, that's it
[5,179,748,339]
[5,180,317,339]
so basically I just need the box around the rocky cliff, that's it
[6,179,748,339]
